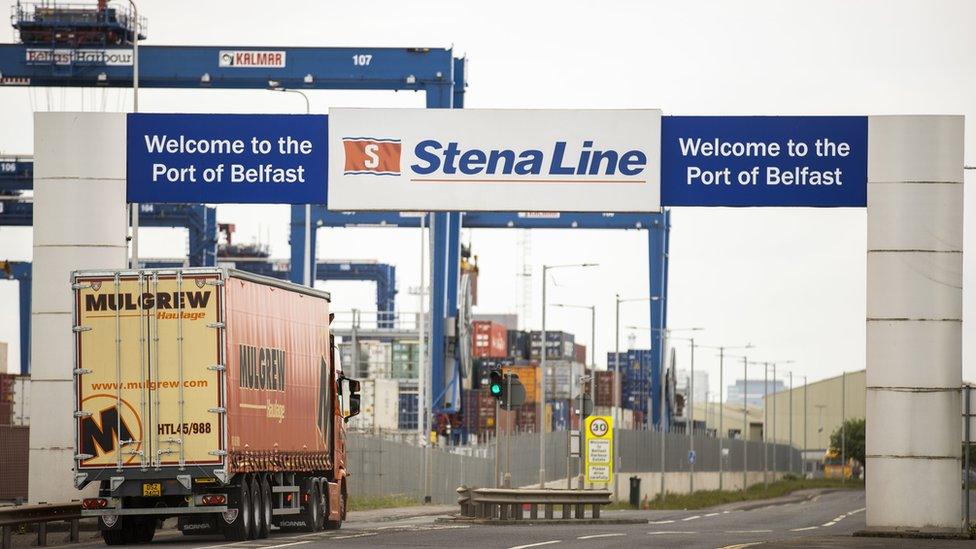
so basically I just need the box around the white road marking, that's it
[822,521,837,527]
[648,531,697,535]
[790,526,819,532]
[681,514,702,521]
[847,507,866,515]
[507,541,562,549]
[332,532,379,540]
[726,529,772,533]
[577,533,625,540]
[261,541,312,549]
[705,512,720,517]
[717,543,764,549]
[648,519,675,524]
[722,510,732,514]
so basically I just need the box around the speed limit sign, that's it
[589,418,609,438]
[584,415,613,483]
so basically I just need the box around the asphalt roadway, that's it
[17,489,976,548]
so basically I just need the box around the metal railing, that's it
[0,503,83,549]
[457,487,612,521]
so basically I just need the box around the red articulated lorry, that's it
[70,268,361,544]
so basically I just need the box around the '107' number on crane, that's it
[352,54,372,66]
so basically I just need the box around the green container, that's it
[391,340,420,379]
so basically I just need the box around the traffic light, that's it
[487,370,526,410]
[488,370,504,398]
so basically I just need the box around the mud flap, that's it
[326,481,341,522]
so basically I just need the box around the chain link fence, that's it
[346,429,801,504]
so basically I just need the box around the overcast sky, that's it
[0,0,973,400]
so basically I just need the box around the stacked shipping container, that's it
[472,321,508,358]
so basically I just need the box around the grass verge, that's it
[347,493,422,512]
[606,477,864,511]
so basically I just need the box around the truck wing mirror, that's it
[344,393,361,423]
[347,379,361,393]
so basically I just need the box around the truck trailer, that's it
[70,268,361,544]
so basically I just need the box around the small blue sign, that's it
[126,114,328,204]
[688,450,696,464]
[661,116,867,207]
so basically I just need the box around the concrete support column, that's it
[865,115,964,532]
[29,113,128,503]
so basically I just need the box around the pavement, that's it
[6,488,976,548]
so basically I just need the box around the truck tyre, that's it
[223,477,253,541]
[101,529,127,546]
[251,476,269,539]
[324,483,345,530]
[101,517,133,545]
[134,519,156,543]
[301,479,322,532]
[260,477,273,536]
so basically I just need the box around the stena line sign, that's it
[327,108,662,212]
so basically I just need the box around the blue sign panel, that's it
[661,116,867,207]
[127,114,327,204]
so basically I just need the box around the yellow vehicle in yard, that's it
[823,448,854,479]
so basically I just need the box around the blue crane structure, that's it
[1,8,467,415]
[293,207,671,427]
[1,3,670,425]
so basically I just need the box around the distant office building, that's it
[676,368,710,404]
[726,378,785,408]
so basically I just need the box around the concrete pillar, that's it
[865,115,964,532]
[29,113,128,503]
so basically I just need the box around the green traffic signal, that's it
[490,383,502,395]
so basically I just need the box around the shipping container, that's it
[71,268,362,540]
[461,388,497,435]
[0,425,28,502]
[530,330,575,360]
[391,340,420,379]
[348,379,399,434]
[594,371,621,408]
[10,375,29,426]
[549,400,570,431]
[471,357,519,390]
[500,364,540,403]
[543,360,586,400]
[397,392,418,431]
[516,402,539,433]
[507,330,530,360]
[361,340,392,378]
[472,321,508,359]
[573,343,587,365]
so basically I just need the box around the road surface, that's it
[15,489,976,548]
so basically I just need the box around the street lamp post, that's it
[268,84,313,287]
[768,360,794,481]
[696,343,754,491]
[127,0,140,269]
[539,263,596,489]
[551,302,598,490]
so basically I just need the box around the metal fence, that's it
[345,433,494,505]
[345,429,802,504]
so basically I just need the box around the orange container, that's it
[501,364,540,404]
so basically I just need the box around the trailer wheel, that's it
[133,519,156,543]
[300,480,322,532]
[251,476,269,539]
[260,477,273,536]
[223,477,253,541]
[101,529,127,546]
[101,517,132,545]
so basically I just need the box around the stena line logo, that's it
[342,137,649,182]
[342,137,402,176]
